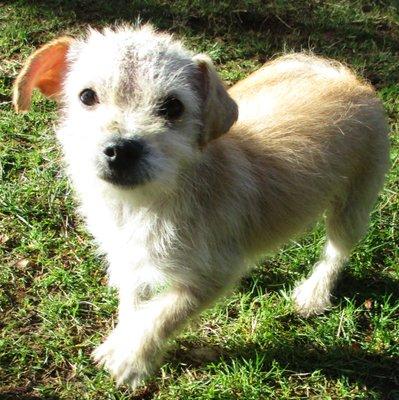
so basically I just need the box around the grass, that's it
[0,1,398,399]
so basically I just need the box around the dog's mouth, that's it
[97,161,153,187]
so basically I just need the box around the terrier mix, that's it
[13,25,389,388]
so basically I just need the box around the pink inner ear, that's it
[14,38,71,112]
[30,43,69,97]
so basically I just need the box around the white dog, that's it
[13,24,389,388]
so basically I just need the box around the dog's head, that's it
[13,25,238,192]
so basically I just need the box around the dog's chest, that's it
[89,201,179,264]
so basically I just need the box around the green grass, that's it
[0,1,398,399]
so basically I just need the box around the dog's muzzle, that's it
[97,137,151,186]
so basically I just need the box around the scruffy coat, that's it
[13,25,389,388]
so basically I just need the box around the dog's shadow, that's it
[171,337,399,399]
[163,265,399,399]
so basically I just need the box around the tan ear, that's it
[13,37,73,112]
[193,54,238,143]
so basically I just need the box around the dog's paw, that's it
[292,279,332,317]
[92,328,154,389]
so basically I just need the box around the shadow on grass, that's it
[12,0,399,86]
[234,342,398,398]
[171,329,399,399]
[166,267,399,398]
[239,262,399,303]
[0,388,59,400]
[238,234,399,305]
[238,260,399,309]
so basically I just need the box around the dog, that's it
[13,24,390,388]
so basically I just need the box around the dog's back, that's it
[207,54,391,253]
[229,54,389,180]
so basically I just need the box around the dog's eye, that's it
[79,88,99,106]
[157,96,184,120]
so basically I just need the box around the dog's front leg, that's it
[92,284,206,388]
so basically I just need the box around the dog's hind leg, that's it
[292,166,387,317]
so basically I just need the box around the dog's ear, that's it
[193,54,238,144]
[13,37,73,112]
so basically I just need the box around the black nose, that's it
[103,138,144,168]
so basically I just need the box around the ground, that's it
[0,1,398,399]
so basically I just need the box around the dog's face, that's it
[13,25,238,193]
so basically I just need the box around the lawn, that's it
[0,1,398,399]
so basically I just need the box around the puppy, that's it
[13,24,390,388]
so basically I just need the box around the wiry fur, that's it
[14,25,390,388]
